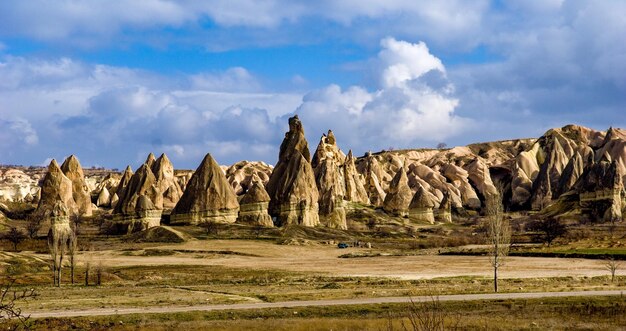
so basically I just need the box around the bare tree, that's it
[67,231,78,285]
[436,142,448,149]
[536,218,567,247]
[4,227,26,252]
[605,257,620,283]
[200,220,219,236]
[84,262,90,286]
[0,279,36,330]
[485,192,511,293]
[385,293,459,331]
[70,214,84,236]
[48,227,73,287]
[25,214,42,239]
[95,263,104,286]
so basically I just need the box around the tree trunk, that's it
[85,268,89,286]
[494,264,498,293]
[70,256,75,284]
[57,255,63,287]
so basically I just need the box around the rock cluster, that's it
[37,159,77,217]
[114,163,163,230]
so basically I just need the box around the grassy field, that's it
[12,295,626,330]
[2,202,626,329]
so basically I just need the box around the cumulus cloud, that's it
[0,118,39,161]
[295,38,468,153]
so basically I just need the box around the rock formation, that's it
[171,153,240,224]
[96,187,111,207]
[237,175,273,227]
[114,164,162,229]
[225,161,273,195]
[437,191,453,223]
[358,152,387,206]
[343,150,369,205]
[266,115,320,227]
[313,131,348,229]
[575,157,623,222]
[36,159,77,217]
[151,153,183,209]
[116,166,134,196]
[409,185,436,223]
[383,168,412,217]
[60,155,92,216]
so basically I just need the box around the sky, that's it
[0,0,625,170]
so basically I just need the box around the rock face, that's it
[60,155,92,216]
[171,153,240,225]
[151,153,183,209]
[114,164,162,229]
[237,175,273,227]
[409,185,436,223]
[575,158,623,222]
[96,187,111,207]
[383,168,412,217]
[266,115,320,227]
[358,153,387,206]
[343,150,369,205]
[0,169,40,203]
[437,192,453,223]
[116,166,134,196]
[313,131,347,230]
[36,160,77,217]
[225,161,273,195]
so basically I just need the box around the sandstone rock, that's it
[409,185,435,223]
[383,168,412,217]
[315,155,347,230]
[225,161,273,195]
[319,185,347,229]
[116,166,134,196]
[358,153,387,206]
[151,153,183,209]
[440,163,481,209]
[171,153,240,225]
[60,155,92,216]
[343,150,369,204]
[145,153,157,170]
[237,175,273,227]
[464,158,498,200]
[36,159,77,217]
[110,193,119,209]
[436,191,452,223]
[556,151,585,197]
[96,187,111,207]
[266,115,319,227]
[575,158,623,222]
[114,163,162,229]
[311,130,346,169]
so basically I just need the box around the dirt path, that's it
[26,290,626,319]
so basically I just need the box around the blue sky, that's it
[0,1,625,169]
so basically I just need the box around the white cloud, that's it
[296,38,468,153]
[189,67,261,92]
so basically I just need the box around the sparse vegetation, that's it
[4,227,26,252]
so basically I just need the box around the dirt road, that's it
[27,290,626,319]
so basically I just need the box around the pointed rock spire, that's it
[409,185,436,224]
[171,153,240,224]
[36,159,78,217]
[116,166,134,198]
[237,175,273,227]
[436,191,453,223]
[343,150,369,204]
[383,167,412,217]
[152,153,183,209]
[145,153,157,169]
[266,115,319,227]
[60,155,92,216]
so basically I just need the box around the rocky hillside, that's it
[2,122,625,227]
